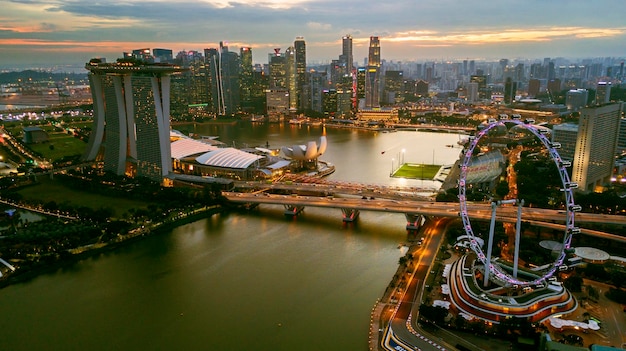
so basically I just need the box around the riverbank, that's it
[0,205,224,289]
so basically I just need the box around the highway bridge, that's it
[223,191,626,243]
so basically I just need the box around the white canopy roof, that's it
[171,138,218,159]
[196,148,263,169]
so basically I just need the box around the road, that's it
[380,218,456,351]
[223,192,626,242]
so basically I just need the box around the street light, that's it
[401,149,405,164]
[391,158,395,176]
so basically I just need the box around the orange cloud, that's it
[386,26,626,45]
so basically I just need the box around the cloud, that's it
[2,0,626,65]
[386,27,626,45]
[307,22,332,31]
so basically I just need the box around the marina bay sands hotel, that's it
[83,59,184,181]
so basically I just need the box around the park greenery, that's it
[0,169,227,284]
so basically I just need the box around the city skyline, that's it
[2,0,626,68]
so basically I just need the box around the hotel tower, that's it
[83,59,183,182]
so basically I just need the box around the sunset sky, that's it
[1,0,625,68]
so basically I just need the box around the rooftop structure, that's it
[83,59,184,182]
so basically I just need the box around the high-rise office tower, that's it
[499,59,508,81]
[572,103,623,191]
[322,89,338,118]
[527,78,540,98]
[205,48,223,115]
[172,52,210,119]
[467,82,479,102]
[294,37,307,111]
[566,89,589,111]
[504,77,517,104]
[84,59,182,181]
[596,81,612,104]
[547,61,555,80]
[341,35,353,75]
[219,42,241,116]
[547,79,561,99]
[285,46,297,111]
[309,70,329,113]
[368,36,380,67]
[365,36,381,108]
[269,49,287,90]
[383,71,404,104]
[470,75,487,100]
[240,47,253,112]
[356,67,366,104]
[415,63,423,80]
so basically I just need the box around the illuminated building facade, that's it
[596,81,612,104]
[285,46,297,111]
[206,42,240,116]
[340,35,353,76]
[84,60,183,181]
[240,47,254,111]
[572,102,622,191]
[365,36,380,108]
[294,37,307,111]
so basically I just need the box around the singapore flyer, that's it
[458,117,580,287]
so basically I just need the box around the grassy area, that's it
[392,163,442,180]
[17,178,151,217]
[28,134,87,162]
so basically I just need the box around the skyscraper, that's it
[285,46,297,111]
[218,42,241,116]
[368,36,380,67]
[504,77,517,104]
[205,47,223,115]
[365,36,380,108]
[341,35,353,75]
[565,89,588,111]
[596,81,612,104]
[527,78,540,98]
[268,49,287,90]
[294,37,307,111]
[84,59,183,181]
[239,47,253,112]
[206,42,241,116]
[572,103,622,191]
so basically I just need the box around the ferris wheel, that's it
[458,118,580,287]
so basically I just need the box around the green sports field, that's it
[391,163,441,180]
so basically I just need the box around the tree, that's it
[563,275,583,292]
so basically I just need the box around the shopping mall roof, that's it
[195,148,263,169]
[171,138,218,160]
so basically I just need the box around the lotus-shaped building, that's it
[281,136,327,161]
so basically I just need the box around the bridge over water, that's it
[224,183,626,243]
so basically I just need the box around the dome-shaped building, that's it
[281,136,327,160]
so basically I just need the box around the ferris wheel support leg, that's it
[513,199,524,278]
[484,201,498,287]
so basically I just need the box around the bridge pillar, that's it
[341,208,360,222]
[284,205,304,217]
[405,213,425,231]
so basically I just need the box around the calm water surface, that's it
[0,123,463,351]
